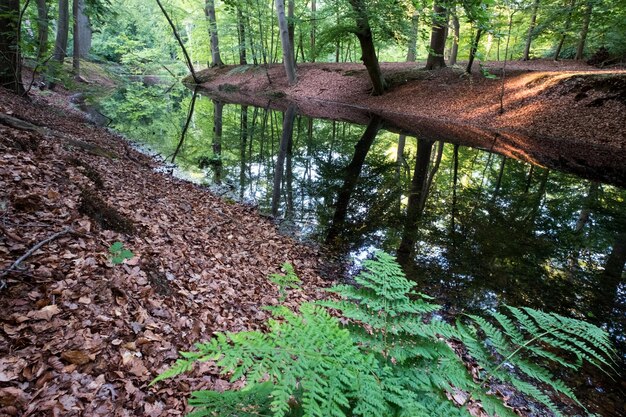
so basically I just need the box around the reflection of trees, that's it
[271,105,297,217]
[326,116,383,244]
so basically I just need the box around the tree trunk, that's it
[276,0,297,85]
[575,0,593,60]
[523,0,539,60]
[326,116,383,243]
[271,105,297,217]
[406,12,418,62]
[239,105,248,199]
[237,8,247,64]
[288,0,295,63]
[348,0,385,95]
[554,0,576,61]
[310,0,316,62]
[156,0,199,83]
[36,0,49,61]
[466,28,483,73]
[171,88,199,163]
[54,0,70,62]
[77,0,91,57]
[72,0,80,76]
[449,12,459,65]
[425,1,447,70]
[205,0,223,67]
[0,0,24,94]
[397,139,435,266]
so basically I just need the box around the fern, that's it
[269,262,302,302]
[154,251,615,417]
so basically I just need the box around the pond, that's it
[99,82,625,413]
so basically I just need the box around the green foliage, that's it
[268,262,301,302]
[154,251,614,417]
[108,241,134,265]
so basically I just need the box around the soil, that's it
[190,60,626,186]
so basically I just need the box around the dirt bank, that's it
[191,60,626,152]
[0,88,330,415]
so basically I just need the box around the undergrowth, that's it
[152,251,615,417]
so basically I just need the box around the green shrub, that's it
[152,251,615,417]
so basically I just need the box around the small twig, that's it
[206,219,232,234]
[0,227,73,287]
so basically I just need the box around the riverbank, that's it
[0,87,330,415]
[190,60,626,151]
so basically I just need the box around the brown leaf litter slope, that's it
[0,89,330,416]
[195,60,626,150]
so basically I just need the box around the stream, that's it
[98,82,626,415]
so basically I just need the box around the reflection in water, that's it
[101,84,626,405]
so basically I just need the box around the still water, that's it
[100,82,625,412]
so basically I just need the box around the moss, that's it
[79,189,135,234]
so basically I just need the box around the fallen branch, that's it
[0,227,73,290]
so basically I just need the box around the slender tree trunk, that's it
[0,0,24,94]
[205,0,224,67]
[554,0,576,61]
[54,0,69,62]
[492,156,506,199]
[288,0,295,64]
[237,8,247,64]
[523,0,540,60]
[425,1,447,70]
[72,0,80,76]
[326,116,383,243]
[449,12,459,65]
[397,139,435,266]
[575,0,593,60]
[36,0,48,61]
[451,144,459,238]
[466,28,483,73]
[276,0,297,85]
[419,140,444,211]
[406,12,418,62]
[310,0,316,62]
[156,0,199,82]
[171,88,199,163]
[348,0,385,95]
[271,105,297,217]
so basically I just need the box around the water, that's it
[99,82,626,414]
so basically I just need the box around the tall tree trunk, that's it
[575,0,593,60]
[523,0,540,60]
[553,0,576,61]
[237,8,247,64]
[449,12,459,65]
[0,0,24,94]
[466,28,483,73]
[72,0,80,76]
[54,0,70,62]
[76,0,91,57]
[276,0,297,85]
[348,0,385,95]
[406,12,418,62]
[397,139,435,266]
[156,0,199,83]
[288,0,295,63]
[425,1,447,70]
[36,0,49,61]
[212,100,224,184]
[271,105,297,217]
[326,116,383,243]
[205,0,224,67]
[310,0,316,62]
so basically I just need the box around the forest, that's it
[1,0,626,416]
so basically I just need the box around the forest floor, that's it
[193,59,626,177]
[0,85,332,416]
